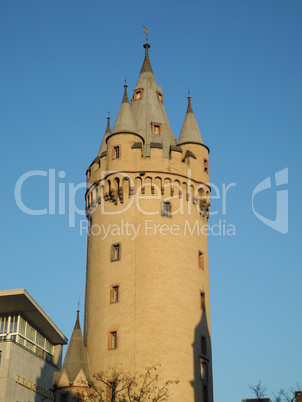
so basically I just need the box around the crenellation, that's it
[85,170,211,220]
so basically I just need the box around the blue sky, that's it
[1,1,301,400]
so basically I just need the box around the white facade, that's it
[0,289,67,402]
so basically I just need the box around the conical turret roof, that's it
[98,114,111,155]
[131,42,176,156]
[58,310,90,384]
[111,83,139,136]
[178,95,203,145]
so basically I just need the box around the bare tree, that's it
[278,385,301,402]
[249,380,267,400]
[249,381,301,402]
[80,363,179,402]
[272,389,283,402]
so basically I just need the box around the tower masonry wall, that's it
[84,131,213,402]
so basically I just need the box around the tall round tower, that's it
[84,41,213,402]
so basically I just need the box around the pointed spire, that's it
[105,113,111,134]
[111,83,139,135]
[187,92,194,114]
[178,95,203,146]
[122,82,129,103]
[75,309,80,329]
[140,42,154,74]
[98,113,111,155]
[57,310,91,384]
[132,41,176,156]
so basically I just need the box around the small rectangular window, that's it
[162,201,171,217]
[111,243,121,262]
[201,336,207,355]
[152,122,162,135]
[200,358,208,381]
[109,331,118,349]
[134,89,143,100]
[60,393,68,402]
[112,146,120,160]
[107,381,116,402]
[110,285,119,303]
[200,292,205,311]
[198,251,204,269]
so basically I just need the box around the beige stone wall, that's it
[84,133,213,401]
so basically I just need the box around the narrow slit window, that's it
[200,358,208,381]
[110,286,119,303]
[111,243,121,262]
[198,251,204,269]
[109,331,117,349]
[112,146,120,160]
[200,292,205,311]
[162,201,171,217]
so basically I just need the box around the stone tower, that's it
[84,41,213,402]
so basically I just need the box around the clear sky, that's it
[1,1,301,401]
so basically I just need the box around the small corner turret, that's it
[110,82,140,137]
[178,94,204,146]
[53,310,91,401]
[98,114,111,157]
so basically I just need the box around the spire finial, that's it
[105,112,111,134]
[122,81,129,104]
[140,30,153,74]
[76,298,80,325]
[143,25,148,42]
[187,92,193,114]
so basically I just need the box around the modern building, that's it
[0,288,67,402]
[81,39,213,401]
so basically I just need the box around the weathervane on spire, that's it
[143,25,148,42]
